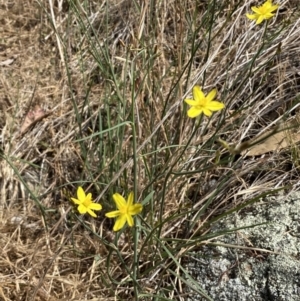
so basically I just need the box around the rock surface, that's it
[187,192,300,301]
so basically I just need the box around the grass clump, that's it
[0,0,300,300]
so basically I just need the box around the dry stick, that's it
[48,0,65,66]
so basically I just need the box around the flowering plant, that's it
[105,192,143,231]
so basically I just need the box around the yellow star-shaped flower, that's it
[105,192,143,231]
[246,0,279,25]
[71,186,102,218]
[184,86,224,118]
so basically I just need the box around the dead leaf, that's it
[0,57,15,66]
[242,119,300,156]
[20,105,51,135]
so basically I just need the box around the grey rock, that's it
[187,192,300,301]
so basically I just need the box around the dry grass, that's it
[1,0,300,300]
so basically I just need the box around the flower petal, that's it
[127,192,134,206]
[113,193,127,209]
[77,186,86,202]
[128,204,143,216]
[264,1,276,10]
[113,215,127,231]
[106,210,120,218]
[206,89,217,102]
[246,13,257,20]
[193,86,205,102]
[252,7,262,14]
[206,101,225,112]
[87,209,97,218]
[71,197,81,205]
[89,203,102,210]
[77,204,88,214]
[126,214,134,227]
[256,16,265,24]
[187,107,202,118]
[264,12,275,18]
[202,108,212,117]
[269,5,279,13]
[184,99,198,106]
[85,193,92,203]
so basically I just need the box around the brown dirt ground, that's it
[0,1,110,300]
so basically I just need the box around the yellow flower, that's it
[184,86,224,118]
[246,0,279,25]
[105,192,143,231]
[71,186,102,217]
